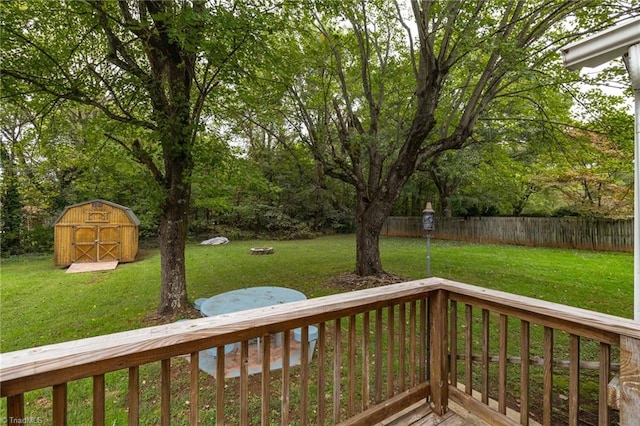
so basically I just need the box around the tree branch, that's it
[104,133,165,185]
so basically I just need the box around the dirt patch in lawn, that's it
[326,272,407,291]
[143,305,201,327]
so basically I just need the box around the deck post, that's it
[620,336,640,425]
[428,289,449,416]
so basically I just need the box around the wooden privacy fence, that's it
[382,216,634,252]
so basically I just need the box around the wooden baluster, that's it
[362,312,371,410]
[619,336,640,426]
[348,316,356,417]
[426,298,430,382]
[481,309,489,405]
[569,334,580,426]
[240,340,249,426]
[409,301,417,388]
[216,345,225,426]
[420,299,427,382]
[598,342,610,426]
[399,303,406,393]
[7,394,24,426]
[375,308,383,403]
[189,352,199,426]
[161,359,170,426]
[333,318,342,424]
[387,305,395,398]
[301,327,309,426]
[262,334,271,426]
[53,383,67,426]
[543,327,554,426]
[318,322,326,425]
[498,315,508,414]
[282,330,291,426]
[128,367,140,426]
[465,304,473,395]
[520,321,530,426]
[93,374,105,426]
[449,301,458,390]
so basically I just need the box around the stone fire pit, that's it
[250,247,274,255]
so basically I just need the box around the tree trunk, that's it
[158,198,189,315]
[156,123,193,315]
[356,221,383,276]
[355,196,392,276]
[157,147,191,313]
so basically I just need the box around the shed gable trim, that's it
[54,199,141,226]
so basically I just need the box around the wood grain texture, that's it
[93,373,105,426]
[160,359,170,426]
[317,322,326,425]
[543,327,553,426]
[128,366,139,426]
[216,345,225,426]
[349,317,357,416]
[520,321,530,426]
[620,336,640,426]
[6,394,24,425]
[448,387,520,426]
[54,200,139,266]
[282,330,291,426]
[301,327,309,426]
[362,312,370,410]
[261,334,271,426]
[189,352,199,425]
[429,290,449,416]
[52,383,66,426]
[568,335,580,426]
[481,309,489,405]
[599,343,611,424]
[498,314,508,415]
[449,301,458,392]
[336,382,430,426]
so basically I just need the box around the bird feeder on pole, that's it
[422,202,435,277]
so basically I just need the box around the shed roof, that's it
[54,199,141,226]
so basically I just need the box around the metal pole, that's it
[628,43,640,321]
[426,234,431,278]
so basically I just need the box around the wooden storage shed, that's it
[54,199,140,267]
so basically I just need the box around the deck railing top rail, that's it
[3,277,640,425]
[0,279,430,397]
[2,277,639,399]
[438,278,640,344]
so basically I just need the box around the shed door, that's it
[72,225,121,263]
[97,225,121,262]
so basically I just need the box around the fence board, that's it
[382,217,633,252]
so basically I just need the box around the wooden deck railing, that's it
[1,278,639,425]
[435,279,640,426]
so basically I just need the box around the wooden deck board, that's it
[380,399,499,426]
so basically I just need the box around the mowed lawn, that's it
[0,235,633,353]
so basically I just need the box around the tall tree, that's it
[247,0,634,276]
[0,107,24,255]
[1,0,280,314]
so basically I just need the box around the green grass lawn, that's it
[1,235,632,353]
[0,235,634,424]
